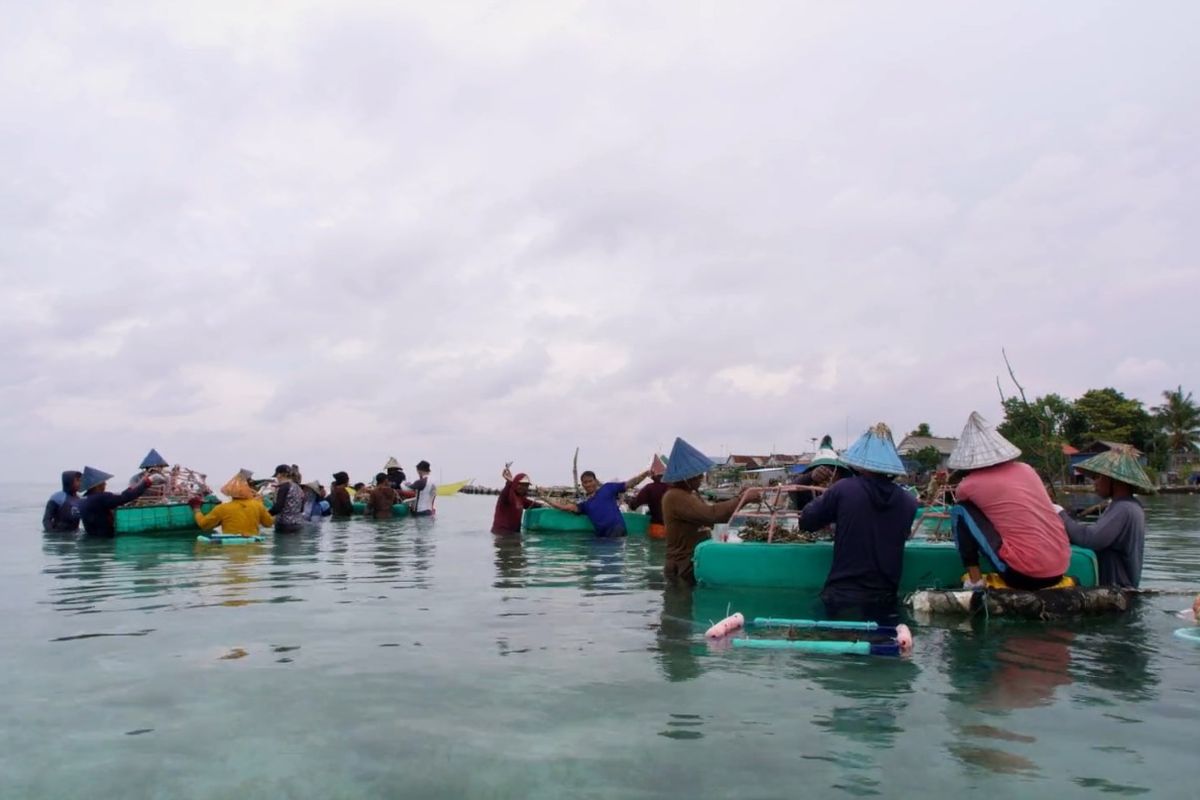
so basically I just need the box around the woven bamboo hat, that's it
[804,435,848,472]
[221,474,257,500]
[1075,446,1156,494]
[947,411,1022,470]
[81,466,114,492]
[139,449,169,469]
[662,437,717,483]
[843,423,906,476]
[384,457,401,471]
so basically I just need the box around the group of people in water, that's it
[489,411,1160,618]
[42,456,439,538]
[42,411,1187,618]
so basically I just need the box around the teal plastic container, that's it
[522,508,651,535]
[114,501,217,534]
[349,502,412,517]
[693,540,1099,591]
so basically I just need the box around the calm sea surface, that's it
[1,484,1197,799]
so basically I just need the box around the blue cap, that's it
[662,437,718,483]
[842,424,906,476]
[139,449,168,469]
[81,466,115,492]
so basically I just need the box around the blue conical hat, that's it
[81,466,114,492]
[662,437,717,483]
[804,435,848,472]
[842,423,906,476]
[139,448,168,469]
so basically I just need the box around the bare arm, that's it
[543,497,579,513]
[624,469,652,490]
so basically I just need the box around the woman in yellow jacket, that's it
[190,474,274,537]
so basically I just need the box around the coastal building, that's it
[895,434,958,474]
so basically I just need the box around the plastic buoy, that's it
[705,612,745,639]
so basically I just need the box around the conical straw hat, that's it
[843,423,906,476]
[804,434,848,472]
[1075,446,1155,493]
[221,474,257,500]
[384,457,401,470]
[662,437,717,483]
[649,454,667,477]
[947,411,1021,470]
[139,448,169,469]
[81,466,114,492]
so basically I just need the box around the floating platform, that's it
[909,586,1130,619]
[693,540,1100,592]
[522,508,651,535]
[349,502,412,517]
[196,534,264,545]
[115,501,218,535]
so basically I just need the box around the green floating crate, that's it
[693,540,1099,591]
[115,502,217,535]
[522,508,650,535]
[350,502,412,517]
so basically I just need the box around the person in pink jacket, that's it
[948,412,1070,590]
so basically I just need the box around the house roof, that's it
[895,435,959,456]
[726,455,763,468]
[1062,444,1080,455]
[1080,440,1143,457]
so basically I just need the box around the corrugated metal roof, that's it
[895,435,958,456]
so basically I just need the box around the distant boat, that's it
[437,479,473,497]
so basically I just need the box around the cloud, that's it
[2,1,1198,484]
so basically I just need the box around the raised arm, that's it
[543,497,580,513]
[624,469,652,490]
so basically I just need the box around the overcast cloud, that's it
[2,1,1197,486]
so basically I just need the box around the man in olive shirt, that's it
[661,437,760,584]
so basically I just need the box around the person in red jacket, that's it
[491,465,544,534]
[628,455,669,538]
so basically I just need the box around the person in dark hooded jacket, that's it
[43,470,84,532]
[798,424,917,611]
[79,466,156,536]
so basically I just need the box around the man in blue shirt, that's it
[546,468,651,537]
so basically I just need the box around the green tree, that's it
[910,445,942,473]
[1152,385,1200,454]
[997,393,1082,479]
[1072,388,1155,450]
[911,423,932,437]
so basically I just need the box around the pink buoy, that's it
[895,624,914,654]
[706,612,745,639]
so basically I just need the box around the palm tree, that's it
[1153,385,1200,453]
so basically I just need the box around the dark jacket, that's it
[80,480,150,536]
[329,485,354,517]
[43,471,83,532]
[799,474,918,603]
[272,482,305,530]
[629,480,670,525]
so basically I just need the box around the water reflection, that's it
[492,535,527,588]
[947,626,1076,711]
[656,584,703,682]
[804,658,918,749]
[1069,605,1160,703]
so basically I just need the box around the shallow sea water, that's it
[1,485,1198,799]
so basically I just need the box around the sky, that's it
[2,1,1197,487]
